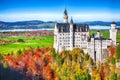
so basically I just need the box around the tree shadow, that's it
[0,64,25,80]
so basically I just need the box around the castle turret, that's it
[63,8,68,23]
[95,30,100,38]
[109,22,117,46]
[70,17,73,50]
[54,22,59,50]
[54,22,58,34]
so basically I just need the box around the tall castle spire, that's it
[63,8,68,23]
[70,17,73,50]
[70,17,73,24]
[64,8,67,15]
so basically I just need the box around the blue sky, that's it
[0,0,120,22]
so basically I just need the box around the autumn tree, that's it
[89,58,94,65]
[17,49,22,55]
[3,60,8,68]
[85,53,89,61]
[111,57,116,65]
[116,44,120,62]
[76,71,91,80]
[2,47,57,80]
[22,48,26,53]
[110,72,117,80]
[51,48,56,59]
[0,54,3,60]
[100,69,105,80]
[56,54,62,66]
[109,45,116,56]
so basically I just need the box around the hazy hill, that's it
[0,20,55,30]
[82,21,120,26]
[0,20,120,30]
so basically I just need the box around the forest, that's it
[0,44,120,80]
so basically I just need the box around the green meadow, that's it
[90,29,120,42]
[0,30,120,55]
[0,36,53,55]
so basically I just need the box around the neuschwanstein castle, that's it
[54,9,117,62]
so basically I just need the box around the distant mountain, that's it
[0,20,45,26]
[0,20,55,30]
[79,21,120,26]
[0,20,120,30]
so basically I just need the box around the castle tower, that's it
[63,8,68,23]
[54,22,59,50]
[109,22,117,46]
[70,17,73,50]
[96,31,100,38]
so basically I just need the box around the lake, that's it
[0,26,119,32]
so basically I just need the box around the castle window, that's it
[60,43,62,45]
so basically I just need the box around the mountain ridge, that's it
[0,20,120,30]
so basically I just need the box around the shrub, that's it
[116,44,120,62]
[17,39,25,42]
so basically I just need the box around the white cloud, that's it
[0,12,120,22]
[0,13,62,22]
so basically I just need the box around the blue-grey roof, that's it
[56,23,89,32]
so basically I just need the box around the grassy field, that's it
[0,36,53,55]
